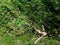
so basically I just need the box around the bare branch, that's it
[33,27,47,45]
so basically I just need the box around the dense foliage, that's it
[0,0,60,45]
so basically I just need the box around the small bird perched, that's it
[41,25,45,31]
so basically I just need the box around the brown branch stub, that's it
[34,27,47,35]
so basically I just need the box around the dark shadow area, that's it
[42,0,60,15]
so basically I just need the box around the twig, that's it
[34,35,44,45]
